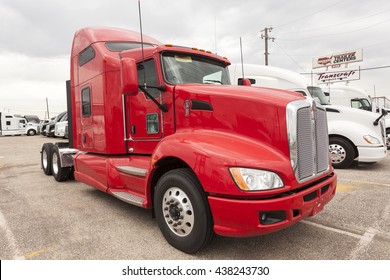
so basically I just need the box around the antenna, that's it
[138,0,146,86]
[240,37,245,79]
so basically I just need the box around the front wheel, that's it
[27,129,36,136]
[154,168,214,254]
[329,137,355,169]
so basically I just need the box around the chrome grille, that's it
[315,108,329,173]
[287,100,330,183]
[296,107,315,180]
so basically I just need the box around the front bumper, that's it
[208,172,337,237]
[356,146,387,163]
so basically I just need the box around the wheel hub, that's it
[329,144,346,163]
[162,187,194,237]
[168,204,181,221]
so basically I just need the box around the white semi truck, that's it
[230,64,388,168]
[0,113,26,136]
[322,85,390,148]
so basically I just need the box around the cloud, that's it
[1,0,390,118]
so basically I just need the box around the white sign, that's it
[313,49,363,69]
[317,69,360,84]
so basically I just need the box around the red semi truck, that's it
[40,27,337,253]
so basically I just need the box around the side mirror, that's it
[238,78,255,86]
[121,58,139,96]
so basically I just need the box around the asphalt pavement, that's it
[0,135,389,260]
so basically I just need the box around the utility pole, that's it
[260,27,275,66]
[45,97,50,119]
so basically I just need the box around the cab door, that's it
[126,58,163,146]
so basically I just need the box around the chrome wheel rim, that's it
[52,153,59,174]
[329,144,346,163]
[162,187,194,237]
[42,150,48,169]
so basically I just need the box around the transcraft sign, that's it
[317,69,360,84]
[313,49,363,69]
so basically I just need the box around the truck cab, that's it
[41,27,337,253]
[230,63,388,168]
[322,85,390,148]
[0,113,26,136]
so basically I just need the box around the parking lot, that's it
[0,135,389,260]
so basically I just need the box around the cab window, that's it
[137,60,160,99]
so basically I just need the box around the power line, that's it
[275,0,348,29]
[278,7,390,36]
[278,17,390,41]
[300,65,390,75]
[274,41,306,72]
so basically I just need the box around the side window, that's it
[137,59,160,99]
[146,113,159,134]
[79,46,95,66]
[81,87,91,117]
[351,100,362,109]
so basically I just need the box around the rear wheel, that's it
[41,143,53,175]
[51,145,71,182]
[329,137,355,169]
[154,168,214,254]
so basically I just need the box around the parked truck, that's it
[0,113,26,136]
[230,64,388,168]
[321,85,390,148]
[40,27,337,253]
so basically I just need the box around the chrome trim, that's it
[115,166,147,178]
[111,191,144,207]
[122,95,129,141]
[286,99,330,183]
[286,99,309,177]
[58,148,79,168]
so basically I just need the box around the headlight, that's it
[229,168,284,191]
[363,135,380,144]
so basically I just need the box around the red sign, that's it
[313,49,363,69]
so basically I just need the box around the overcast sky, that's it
[1,0,390,118]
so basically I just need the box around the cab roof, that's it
[72,26,162,54]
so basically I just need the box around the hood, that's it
[324,104,383,122]
[173,84,305,158]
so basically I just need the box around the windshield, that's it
[161,52,231,85]
[307,86,329,105]
[351,98,372,111]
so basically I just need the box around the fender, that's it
[151,129,297,198]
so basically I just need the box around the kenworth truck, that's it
[40,27,337,253]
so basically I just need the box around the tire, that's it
[41,143,53,175]
[154,168,214,254]
[329,137,355,169]
[27,129,36,136]
[386,128,390,150]
[51,145,71,182]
